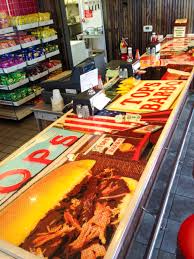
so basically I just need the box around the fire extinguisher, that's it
[120,38,128,61]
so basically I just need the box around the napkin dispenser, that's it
[119,60,140,79]
[73,88,110,117]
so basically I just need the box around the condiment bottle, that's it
[135,49,140,60]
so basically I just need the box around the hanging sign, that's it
[108,80,185,113]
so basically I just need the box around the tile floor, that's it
[127,94,194,259]
[0,115,38,162]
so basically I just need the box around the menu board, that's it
[108,80,185,113]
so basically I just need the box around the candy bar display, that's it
[23,46,45,61]
[0,53,25,69]
[0,71,26,86]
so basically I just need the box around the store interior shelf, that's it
[0,93,35,106]
[26,55,46,66]
[0,27,14,35]
[45,50,60,58]
[0,105,33,120]
[39,19,54,27]
[0,45,21,55]
[42,35,58,43]
[48,63,62,73]
[16,19,54,31]
[0,78,29,91]
[21,39,41,49]
[0,62,27,74]
[29,70,49,81]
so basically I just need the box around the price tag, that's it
[125,113,142,122]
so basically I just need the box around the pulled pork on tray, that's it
[20,168,136,259]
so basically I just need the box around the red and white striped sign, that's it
[59,113,146,135]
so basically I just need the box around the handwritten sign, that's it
[0,127,83,203]
[108,80,185,113]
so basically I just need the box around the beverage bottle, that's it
[127,47,133,62]
[151,32,157,43]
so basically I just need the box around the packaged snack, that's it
[0,12,10,29]
[38,12,51,22]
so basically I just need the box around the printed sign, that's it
[0,127,83,203]
[108,80,185,113]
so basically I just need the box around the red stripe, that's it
[132,132,151,161]
[64,119,131,131]
[66,114,143,127]
[63,125,106,134]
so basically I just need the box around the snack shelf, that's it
[45,49,60,58]
[48,63,62,73]
[0,78,29,90]
[0,45,21,55]
[0,27,14,35]
[29,70,49,81]
[15,19,54,31]
[21,39,41,49]
[16,22,39,31]
[42,35,58,43]
[0,93,35,106]
[26,55,46,66]
[39,19,54,26]
[0,62,27,74]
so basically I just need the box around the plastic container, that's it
[51,89,64,112]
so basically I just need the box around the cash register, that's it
[41,58,96,104]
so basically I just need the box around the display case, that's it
[0,35,193,259]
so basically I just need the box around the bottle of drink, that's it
[127,47,133,62]
[151,32,157,43]
[135,49,140,60]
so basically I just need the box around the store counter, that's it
[0,36,193,259]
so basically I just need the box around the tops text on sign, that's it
[0,127,83,204]
[108,80,185,113]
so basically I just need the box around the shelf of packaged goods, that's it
[16,22,39,31]
[26,55,46,66]
[0,45,21,55]
[0,78,29,91]
[39,19,54,27]
[42,35,58,43]
[48,63,62,73]
[45,50,60,58]
[0,93,35,106]
[21,39,41,49]
[16,20,54,31]
[0,62,27,74]
[0,27,14,35]
[29,70,49,81]
[0,105,33,120]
